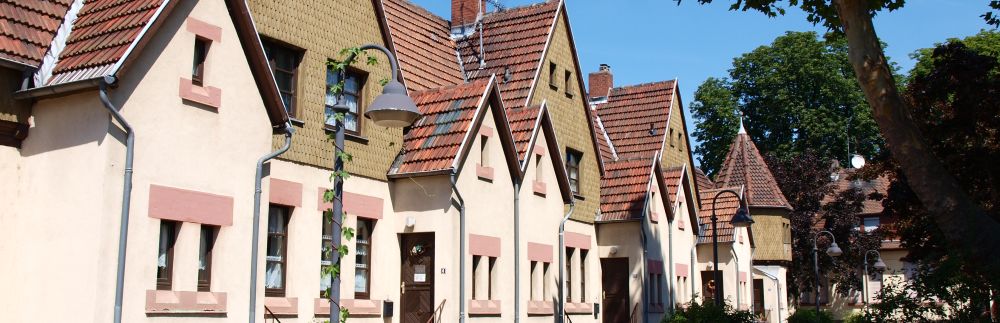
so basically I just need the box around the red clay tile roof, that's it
[391,77,492,175]
[457,1,558,109]
[594,81,675,160]
[664,166,684,205]
[0,0,73,67]
[592,109,616,162]
[694,167,715,192]
[599,158,655,222]
[714,132,791,209]
[46,0,166,85]
[381,0,464,92]
[824,168,890,215]
[698,186,744,243]
[508,104,542,162]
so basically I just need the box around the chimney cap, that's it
[599,64,611,71]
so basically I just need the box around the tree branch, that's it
[834,0,1000,273]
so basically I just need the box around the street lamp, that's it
[710,189,753,306]
[328,44,420,323]
[811,230,842,313]
[862,250,887,306]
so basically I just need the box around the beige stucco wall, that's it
[753,265,789,323]
[248,0,403,181]
[529,9,601,224]
[694,225,754,311]
[1,0,276,322]
[667,184,702,307]
[597,221,646,319]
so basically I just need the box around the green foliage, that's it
[662,301,756,323]
[787,309,834,323]
[675,0,904,31]
[909,30,1000,82]
[691,31,883,176]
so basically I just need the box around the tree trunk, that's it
[833,0,1000,273]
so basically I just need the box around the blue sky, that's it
[411,0,994,165]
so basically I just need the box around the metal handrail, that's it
[426,299,447,323]
[629,302,640,323]
[264,305,282,323]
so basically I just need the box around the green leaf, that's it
[366,56,378,66]
[378,78,389,86]
[338,245,350,257]
[343,227,355,241]
[323,190,335,203]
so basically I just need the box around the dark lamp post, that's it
[329,44,420,323]
[863,250,886,306]
[811,230,841,314]
[709,189,753,306]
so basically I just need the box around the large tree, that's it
[691,31,883,176]
[681,0,1000,276]
[863,32,1000,322]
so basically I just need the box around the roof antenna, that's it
[478,2,485,69]
[738,111,746,134]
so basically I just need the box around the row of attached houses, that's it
[0,0,795,323]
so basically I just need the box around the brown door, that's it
[601,258,629,323]
[753,279,765,317]
[400,233,435,323]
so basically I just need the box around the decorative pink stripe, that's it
[179,78,222,109]
[527,242,553,263]
[527,300,554,315]
[648,260,663,274]
[264,297,297,315]
[565,302,593,314]
[479,125,494,137]
[316,188,384,220]
[268,178,302,207]
[476,164,494,181]
[468,299,502,315]
[533,144,546,156]
[532,180,546,196]
[315,298,381,316]
[678,219,685,230]
[148,184,233,226]
[650,211,660,223]
[564,232,591,250]
[739,271,747,282]
[145,290,227,313]
[186,17,222,42]
[469,234,501,257]
[675,263,689,277]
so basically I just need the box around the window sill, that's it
[315,298,382,316]
[565,302,593,314]
[469,299,501,315]
[145,290,227,314]
[264,296,298,317]
[532,180,546,196]
[565,92,574,99]
[549,84,558,91]
[573,194,585,201]
[289,118,305,127]
[178,78,221,109]
[527,300,554,315]
[476,164,494,182]
[323,126,369,144]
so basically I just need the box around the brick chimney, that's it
[452,0,485,29]
[588,64,613,101]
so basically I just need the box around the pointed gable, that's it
[456,0,559,109]
[381,0,464,91]
[714,132,791,209]
[594,81,675,160]
[508,104,542,163]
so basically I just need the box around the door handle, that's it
[602,290,606,300]
[401,282,406,295]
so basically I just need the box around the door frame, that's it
[399,232,435,323]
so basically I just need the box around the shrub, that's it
[662,301,755,323]
[787,309,834,323]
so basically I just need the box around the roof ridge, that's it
[391,0,450,24]
[610,80,675,93]
[484,0,557,17]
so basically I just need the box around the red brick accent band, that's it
[315,298,381,316]
[316,188,383,220]
[268,178,302,207]
[527,242,552,263]
[148,184,233,226]
[476,164,494,181]
[739,271,748,283]
[564,232,591,250]
[533,144,546,156]
[145,290,227,314]
[185,17,222,42]
[179,78,222,109]
[532,180,546,196]
[675,263,689,277]
[469,299,502,315]
[469,234,501,257]
[479,125,494,137]
[264,297,297,315]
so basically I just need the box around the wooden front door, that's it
[601,258,630,322]
[400,233,435,323]
[753,279,765,317]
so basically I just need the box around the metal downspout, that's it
[557,202,576,323]
[248,124,293,323]
[667,212,675,313]
[450,173,467,323]
[690,249,696,301]
[514,182,522,323]
[101,76,133,323]
[639,190,651,323]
